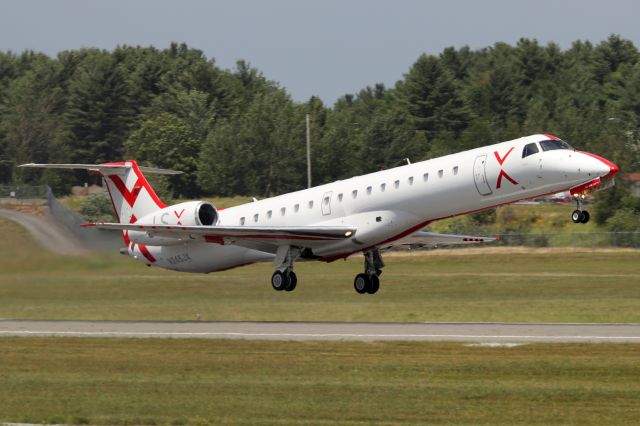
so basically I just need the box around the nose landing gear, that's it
[571,195,590,224]
[571,209,590,224]
[354,249,384,294]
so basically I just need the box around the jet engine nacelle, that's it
[128,201,218,246]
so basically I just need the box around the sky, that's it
[2,0,640,105]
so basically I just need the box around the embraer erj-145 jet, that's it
[21,134,618,294]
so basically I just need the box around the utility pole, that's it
[306,112,312,188]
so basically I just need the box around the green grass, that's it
[428,203,602,235]
[1,217,640,322]
[0,338,638,425]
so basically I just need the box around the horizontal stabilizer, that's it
[19,163,182,175]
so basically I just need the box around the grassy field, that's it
[1,211,640,425]
[0,337,639,425]
[1,217,639,322]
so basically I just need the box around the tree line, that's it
[1,36,639,204]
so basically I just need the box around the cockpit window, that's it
[540,139,574,152]
[522,143,539,158]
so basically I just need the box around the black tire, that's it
[285,271,297,291]
[571,210,583,224]
[354,273,370,294]
[367,275,380,294]
[271,271,288,291]
[580,210,590,224]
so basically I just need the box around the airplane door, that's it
[473,154,493,196]
[321,191,332,216]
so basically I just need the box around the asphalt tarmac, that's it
[1,320,639,343]
[0,208,86,255]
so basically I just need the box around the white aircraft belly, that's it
[146,243,273,273]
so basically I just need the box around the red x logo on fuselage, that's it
[494,147,518,189]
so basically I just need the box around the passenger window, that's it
[308,200,314,209]
[394,180,400,189]
[522,142,540,158]
[324,196,330,205]
[380,183,386,192]
[438,170,443,178]
[338,193,343,202]
[294,204,300,212]
[267,210,272,219]
[423,173,429,182]
[280,207,286,216]
[352,190,358,198]
[253,213,259,222]
[453,166,459,175]
[240,217,245,225]
[366,186,372,195]
[408,176,414,185]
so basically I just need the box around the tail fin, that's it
[19,160,181,224]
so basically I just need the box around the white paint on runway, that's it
[1,320,640,343]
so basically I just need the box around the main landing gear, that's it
[269,246,386,295]
[571,195,590,224]
[271,246,300,292]
[354,249,384,295]
[271,269,297,292]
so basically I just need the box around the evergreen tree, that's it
[125,113,200,197]
[55,50,133,165]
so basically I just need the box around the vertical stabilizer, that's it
[18,160,181,244]
[100,160,167,224]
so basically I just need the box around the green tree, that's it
[399,54,470,139]
[125,113,200,197]
[55,50,134,165]
[1,55,62,183]
[79,192,117,222]
[198,89,305,196]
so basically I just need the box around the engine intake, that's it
[198,202,217,226]
[136,201,219,227]
[128,201,219,246]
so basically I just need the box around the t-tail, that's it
[19,161,181,243]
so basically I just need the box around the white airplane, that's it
[21,134,618,294]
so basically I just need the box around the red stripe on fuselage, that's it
[207,234,337,241]
[321,184,586,263]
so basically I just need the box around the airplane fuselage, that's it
[136,134,617,273]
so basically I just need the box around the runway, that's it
[1,320,640,343]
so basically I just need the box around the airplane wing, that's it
[384,231,498,249]
[84,222,355,252]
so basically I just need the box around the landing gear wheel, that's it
[580,210,590,224]
[571,210,583,224]
[367,275,380,294]
[271,271,288,291]
[284,271,297,292]
[354,273,370,294]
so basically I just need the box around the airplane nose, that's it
[581,152,619,179]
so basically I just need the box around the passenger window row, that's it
[239,166,459,224]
